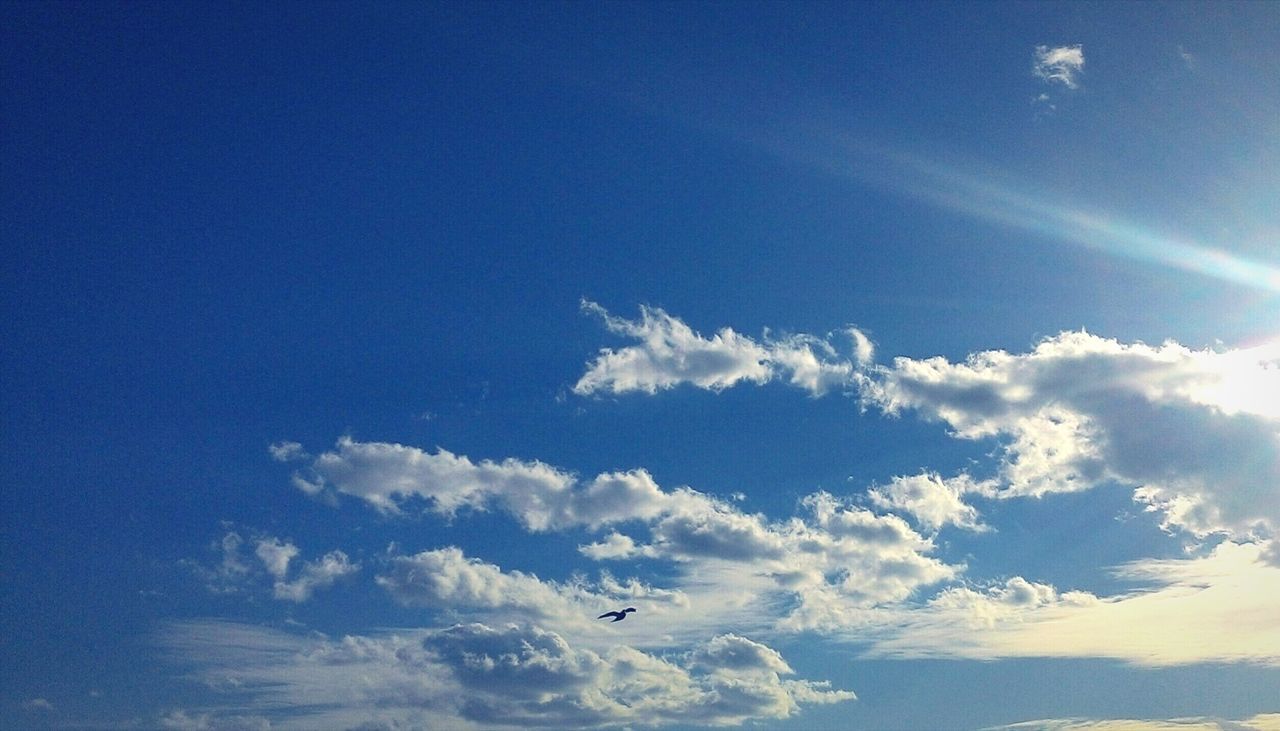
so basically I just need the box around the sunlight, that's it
[784,130,1280,295]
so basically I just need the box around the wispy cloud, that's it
[859,540,1280,667]
[187,529,358,602]
[1034,44,1085,89]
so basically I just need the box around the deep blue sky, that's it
[4,2,1279,729]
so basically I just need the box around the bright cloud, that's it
[862,331,1280,537]
[287,438,963,632]
[1034,44,1085,89]
[158,619,854,730]
[577,308,1280,540]
[867,472,992,532]
[574,300,863,396]
[861,541,1280,667]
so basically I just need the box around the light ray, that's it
[772,128,1280,294]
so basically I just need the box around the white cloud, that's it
[862,331,1280,537]
[578,531,640,560]
[189,529,357,602]
[860,541,1280,666]
[157,620,854,729]
[987,713,1280,730]
[375,547,687,635]
[289,439,961,623]
[254,537,299,579]
[160,709,273,730]
[575,307,1280,539]
[1034,44,1085,89]
[574,301,863,397]
[268,440,308,462]
[22,698,54,711]
[867,472,991,532]
[272,550,359,602]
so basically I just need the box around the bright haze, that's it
[4,2,1280,730]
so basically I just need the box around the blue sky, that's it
[3,2,1280,729]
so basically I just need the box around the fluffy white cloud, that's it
[1034,44,1084,89]
[288,439,961,624]
[576,308,1280,539]
[158,620,854,729]
[254,537,299,579]
[863,331,1280,537]
[574,301,863,396]
[861,541,1280,666]
[295,437,695,531]
[867,472,991,532]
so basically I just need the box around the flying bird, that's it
[597,607,637,622]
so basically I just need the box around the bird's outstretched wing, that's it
[598,611,620,620]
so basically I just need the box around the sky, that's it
[3,2,1280,729]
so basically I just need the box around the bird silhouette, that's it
[597,607,637,622]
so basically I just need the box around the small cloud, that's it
[1034,44,1085,89]
[268,441,308,462]
[1177,45,1198,72]
[23,698,54,711]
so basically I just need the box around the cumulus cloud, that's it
[861,541,1280,666]
[574,301,864,397]
[285,438,961,626]
[254,537,299,579]
[862,331,1280,537]
[158,620,853,729]
[867,472,991,532]
[1034,44,1085,89]
[576,307,1280,539]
